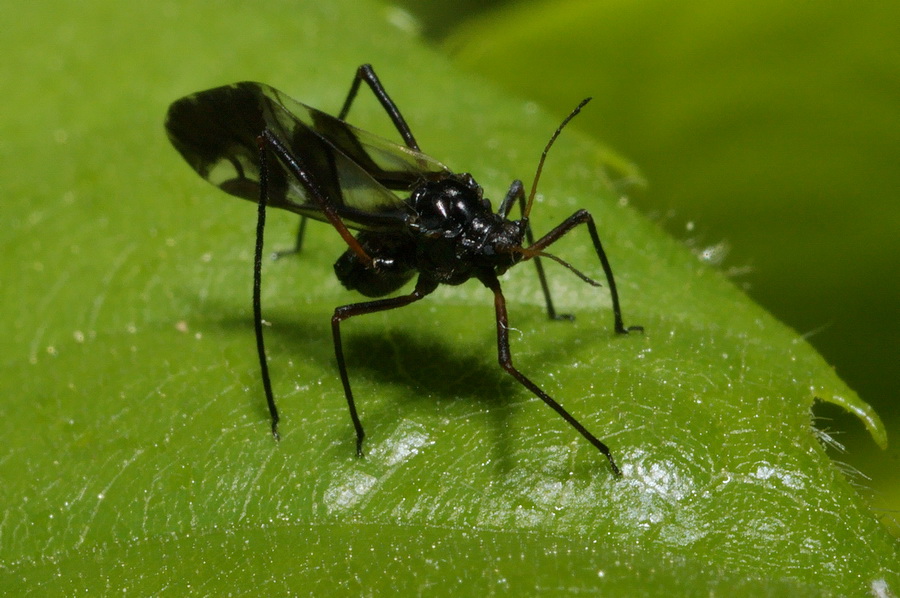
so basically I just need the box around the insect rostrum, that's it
[165,64,642,475]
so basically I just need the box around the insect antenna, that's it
[523,97,593,220]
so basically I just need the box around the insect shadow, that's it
[330,326,522,463]
[215,301,522,464]
[166,64,642,475]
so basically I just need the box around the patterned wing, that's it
[165,82,450,231]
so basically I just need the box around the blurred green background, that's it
[396,0,899,531]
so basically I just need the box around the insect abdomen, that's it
[334,232,416,297]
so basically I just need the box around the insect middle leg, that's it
[332,278,438,456]
[528,209,643,335]
[259,130,373,266]
[480,272,621,476]
[271,214,308,260]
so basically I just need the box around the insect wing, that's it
[263,85,449,190]
[165,82,448,231]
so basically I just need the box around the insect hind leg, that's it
[277,63,417,262]
[338,64,421,151]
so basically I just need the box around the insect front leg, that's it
[338,64,421,151]
[480,273,621,476]
[331,278,438,456]
[528,209,643,335]
[499,179,573,321]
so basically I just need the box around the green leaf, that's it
[1,1,895,595]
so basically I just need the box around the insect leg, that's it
[481,273,621,476]
[255,130,384,439]
[279,63,417,259]
[259,129,375,267]
[332,278,438,456]
[254,136,280,438]
[498,179,524,218]
[528,209,643,335]
[499,179,572,321]
[271,215,307,260]
[338,64,421,151]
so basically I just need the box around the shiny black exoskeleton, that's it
[165,64,642,475]
[335,173,527,296]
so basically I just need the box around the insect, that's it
[165,64,642,475]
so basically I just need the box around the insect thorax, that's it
[334,173,526,296]
[408,174,525,285]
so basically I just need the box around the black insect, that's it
[165,64,642,475]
